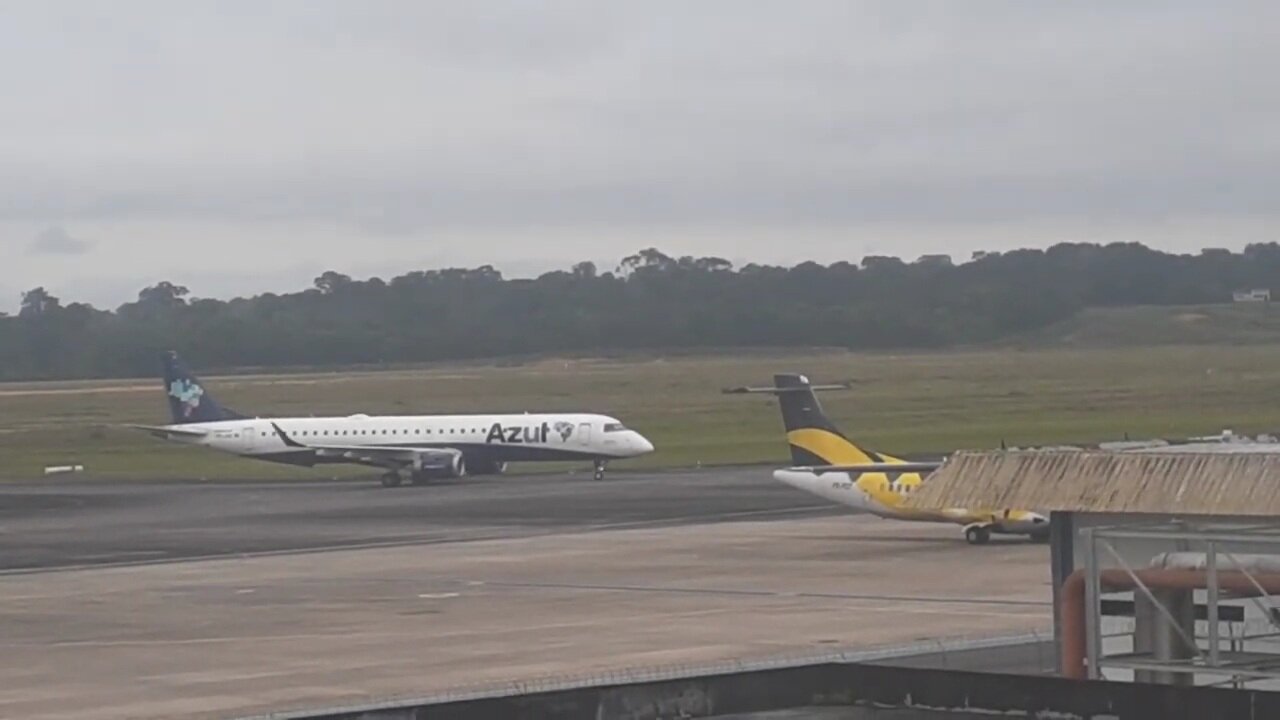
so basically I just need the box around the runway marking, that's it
[67,551,169,561]
[0,631,418,649]
[469,579,1049,608]
[417,593,461,599]
[0,505,834,576]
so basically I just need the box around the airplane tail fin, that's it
[162,351,245,424]
[725,373,894,466]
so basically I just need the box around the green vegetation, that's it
[4,345,1280,481]
[7,242,1280,481]
[1017,303,1280,348]
[5,243,1280,381]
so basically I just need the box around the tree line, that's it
[2,242,1278,380]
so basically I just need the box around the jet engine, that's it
[448,452,467,478]
[411,449,467,480]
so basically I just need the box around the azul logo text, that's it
[486,422,552,444]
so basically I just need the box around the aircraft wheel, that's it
[380,473,403,488]
[592,460,607,481]
[965,525,991,545]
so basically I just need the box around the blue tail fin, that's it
[163,351,245,424]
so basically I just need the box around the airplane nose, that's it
[633,433,655,454]
[772,469,806,489]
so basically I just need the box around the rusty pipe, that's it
[1060,568,1280,680]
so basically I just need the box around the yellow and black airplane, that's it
[726,373,1048,545]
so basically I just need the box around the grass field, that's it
[4,345,1280,481]
[1017,303,1280,347]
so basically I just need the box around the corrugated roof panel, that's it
[904,451,1280,516]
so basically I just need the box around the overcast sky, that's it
[2,1,1277,312]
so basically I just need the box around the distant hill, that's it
[1014,303,1280,347]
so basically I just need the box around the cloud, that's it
[26,226,94,255]
[0,1,1277,310]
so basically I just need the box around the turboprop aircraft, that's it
[133,351,654,486]
[725,373,1048,545]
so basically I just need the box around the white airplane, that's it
[726,374,1049,545]
[133,351,655,486]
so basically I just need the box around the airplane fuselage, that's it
[773,468,1048,536]
[162,412,653,467]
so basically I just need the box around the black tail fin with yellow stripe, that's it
[724,373,898,466]
[773,373,894,466]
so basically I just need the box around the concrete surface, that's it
[0,469,1052,719]
[0,468,831,572]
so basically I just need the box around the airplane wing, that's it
[128,424,210,440]
[269,423,461,470]
[786,461,944,474]
[722,382,851,394]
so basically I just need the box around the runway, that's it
[0,467,1052,720]
[0,467,833,572]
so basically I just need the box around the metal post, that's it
[1134,590,1155,684]
[1083,527,1100,679]
[1049,511,1075,673]
[1207,541,1220,667]
[1150,587,1196,686]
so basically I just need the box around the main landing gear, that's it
[383,470,437,487]
[964,524,992,545]
[593,460,608,481]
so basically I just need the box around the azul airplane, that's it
[134,352,655,486]
[726,373,1049,545]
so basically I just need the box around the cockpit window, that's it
[604,423,627,432]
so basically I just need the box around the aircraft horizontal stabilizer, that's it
[722,382,850,395]
[127,424,210,439]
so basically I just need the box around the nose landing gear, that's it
[593,460,607,481]
[963,524,992,545]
